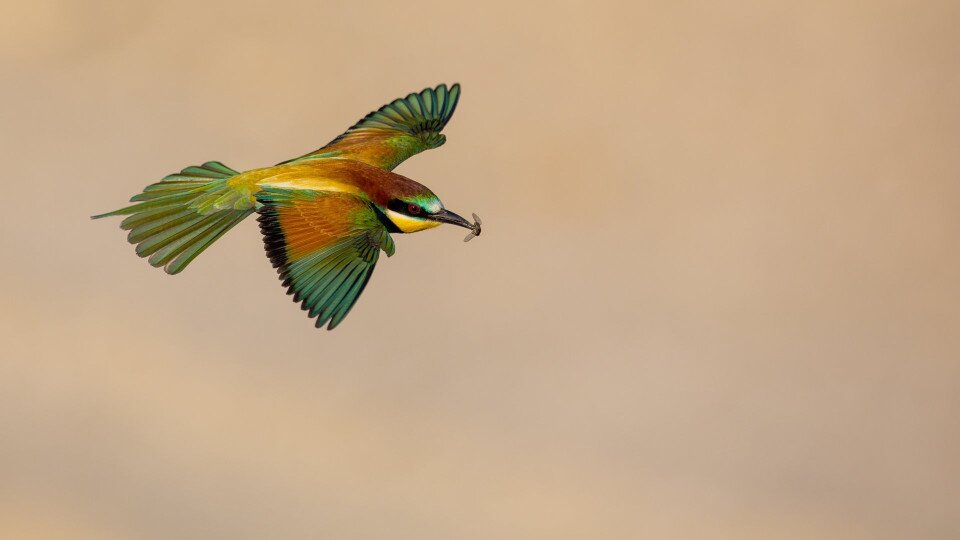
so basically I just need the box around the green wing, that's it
[256,188,395,330]
[281,83,461,171]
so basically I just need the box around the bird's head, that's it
[382,190,475,234]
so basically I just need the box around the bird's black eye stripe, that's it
[388,199,426,217]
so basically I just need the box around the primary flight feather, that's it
[93,83,481,330]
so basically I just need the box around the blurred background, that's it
[2,1,958,538]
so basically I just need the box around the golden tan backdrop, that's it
[2,1,958,538]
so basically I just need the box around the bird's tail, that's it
[92,161,256,274]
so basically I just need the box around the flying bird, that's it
[93,83,480,330]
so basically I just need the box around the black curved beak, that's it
[429,208,473,229]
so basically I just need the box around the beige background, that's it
[2,1,959,538]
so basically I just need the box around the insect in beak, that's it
[463,213,482,242]
[428,209,482,241]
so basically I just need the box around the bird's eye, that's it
[408,203,421,215]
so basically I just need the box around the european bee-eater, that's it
[93,83,480,330]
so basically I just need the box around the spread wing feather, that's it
[280,83,461,171]
[256,188,395,330]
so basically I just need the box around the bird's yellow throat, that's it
[385,209,443,233]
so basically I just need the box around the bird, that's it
[93,83,480,330]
